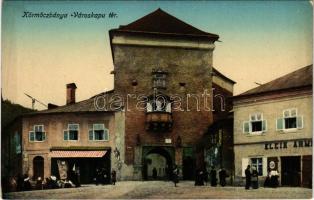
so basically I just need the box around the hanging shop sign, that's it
[264,139,312,150]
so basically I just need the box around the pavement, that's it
[3,181,313,199]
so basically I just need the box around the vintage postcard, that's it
[1,0,313,199]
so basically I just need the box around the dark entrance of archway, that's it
[142,146,174,180]
[33,156,44,180]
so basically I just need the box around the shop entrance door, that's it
[302,155,312,188]
[281,156,301,186]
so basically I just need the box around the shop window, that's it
[89,124,109,141]
[29,125,46,142]
[251,158,263,176]
[243,113,267,134]
[276,108,303,131]
[64,124,79,141]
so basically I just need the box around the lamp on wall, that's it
[176,136,182,148]
[132,79,138,86]
[113,147,120,161]
[136,134,141,146]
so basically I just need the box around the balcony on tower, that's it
[145,94,173,131]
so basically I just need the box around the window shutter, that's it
[89,130,94,140]
[243,121,250,133]
[104,129,109,141]
[297,116,303,129]
[262,120,267,132]
[64,131,68,140]
[262,157,267,176]
[276,118,284,131]
[29,131,35,142]
[147,103,152,112]
[166,103,171,113]
[242,158,249,177]
[42,132,46,141]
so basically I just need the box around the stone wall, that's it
[111,33,216,179]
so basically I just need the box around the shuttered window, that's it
[29,125,46,142]
[89,124,109,141]
[277,108,303,131]
[243,113,266,134]
[63,124,79,141]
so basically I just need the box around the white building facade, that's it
[233,65,312,187]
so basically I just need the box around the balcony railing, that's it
[145,111,173,131]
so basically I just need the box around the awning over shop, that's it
[50,150,107,158]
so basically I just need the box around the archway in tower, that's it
[142,147,174,181]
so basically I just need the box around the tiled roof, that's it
[111,8,219,40]
[236,65,313,97]
[212,67,236,84]
[26,90,118,115]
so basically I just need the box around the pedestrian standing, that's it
[16,174,23,191]
[203,168,209,186]
[23,174,32,191]
[194,169,204,186]
[95,168,101,185]
[111,170,117,185]
[245,165,251,189]
[36,177,43,190]
[264,168,271,187]
[101,168,108,185]
[270,169,279,188]
[153,167,157,180]
[172,165,179,187]
[251,167,258,189]
[219,168,227,187]
[210,166,217,186]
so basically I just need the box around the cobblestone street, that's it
[3,181,312,199]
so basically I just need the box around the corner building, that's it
[233,65,312,187]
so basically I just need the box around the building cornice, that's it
[111,34,216,50]
[233,87,312,107]
[234,137,312,146]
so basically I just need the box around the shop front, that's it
[50,149,111,184]
[235,138,312,188]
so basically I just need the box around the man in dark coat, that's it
[203,168,209,185]
[172,165,179,187]
[95,168,101,185]
[251,167,259,189]
[111,170,117,185]
[152,168,157,180]
[194,169,204,186]
[219,168,227,187]
[23,174,32,191]
[209,166,217,186]
[245,165,251,189]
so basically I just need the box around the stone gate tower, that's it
[109,8,219,180]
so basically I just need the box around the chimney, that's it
[48,103,59,109]
[66,83,77,105]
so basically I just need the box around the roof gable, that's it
[237,65,313,97]
[113,8,219,40]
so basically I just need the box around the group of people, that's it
[95,168,117,185]
[195,166,229,187]
[211,167,229,187]
[170,165,229,187]
[2,173,81,193]
[245,165,279,190]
